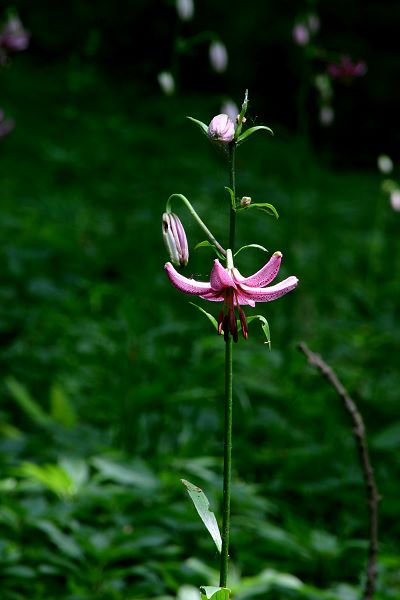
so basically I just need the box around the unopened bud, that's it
[240,196,251,207]
[208,114,235,143]
[377,154,393,174]
[157,71,175,96]
[162,212,189,267]
[209,41,228,73]
[390,190,400,212]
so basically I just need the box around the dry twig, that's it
[298,341,379,600]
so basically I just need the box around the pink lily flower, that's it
[165,250,298,342]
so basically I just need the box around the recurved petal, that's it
[239,276,299,303]
[235,251,283,287]
[210,259,236,291]
[165,262,213,295]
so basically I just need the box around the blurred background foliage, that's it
[0,1,399,599]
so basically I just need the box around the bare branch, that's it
[298,341,379,600]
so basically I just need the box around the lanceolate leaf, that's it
[194,240,226,261]
[224,186,236,210]
[234,244,268,257]
[189,303,218,332]
[200,586,230,600]
[238,202,279,219]
[181,479,222,552]
[236,125,274,145]
[187,116,209,136]
[247,315,271,348]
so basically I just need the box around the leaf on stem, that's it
[200,586,231,600]
[247,315,271,348]
[181,479,222,552]
[238,202,279,219]
[234,244,268,257]
[224,186,236,211]
[235,89,249,138]
[189,303,218,332]
[194,240,226,261]
[236,125,274,146]
[187,116,209,136]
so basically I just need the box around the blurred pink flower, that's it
[0,15,29,52]
[0,108,14,138]
[165,251,298,342]
[327,55,367,82]
[209,41,228,73]
[292,23,309,46]
[208,114,235,143]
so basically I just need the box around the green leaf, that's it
[187,116,209,136]
[50,383,76,427]
[35,520,83,559]
[189,303,218,332]
[238,202,279,219]
[234,244,268,257]
[5,377,50,427]
[200,586,230,600]
[181,479,222,552]
[194,240,225,261]
[247,315,271,348]
[236,125,274,145]
[235,89,249,138]
[224,186,236,210]
[18,462,76,499]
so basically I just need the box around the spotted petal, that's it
[234,251,283,287]
[165,262,213,295]
[239,276,299,302]
[210,259,236,291]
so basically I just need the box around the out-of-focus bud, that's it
[208,114,235,143]
[0,108,14,138]
[209,41,228,73]
[176,0,194,21]
[314,74,332,101]
[319,105,334,127]
[162,212,189,267]
[157,71,175,96]
[292,23,309,46]
[307,13,320,34]
[0,15,29,51]
[220,99,239,124]
[390,190,400,212]
[377,154,393,174]
[240,196,251,207]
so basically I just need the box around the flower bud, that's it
[390,190,400,212]
[157,71,175,96]
[176,0,194,21]
[208,114,235,143]
[377,154,393,175]
[209,41,228,73]
[162,212,189,267]
[292,23,309,46]
[240,196,251,207]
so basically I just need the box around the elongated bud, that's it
[162,213,189,267]
[208,114,235,143]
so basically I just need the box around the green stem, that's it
[228,145,237,250]
[220,336,233,587]
[219,142,236,589]
[167,193,226,257]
